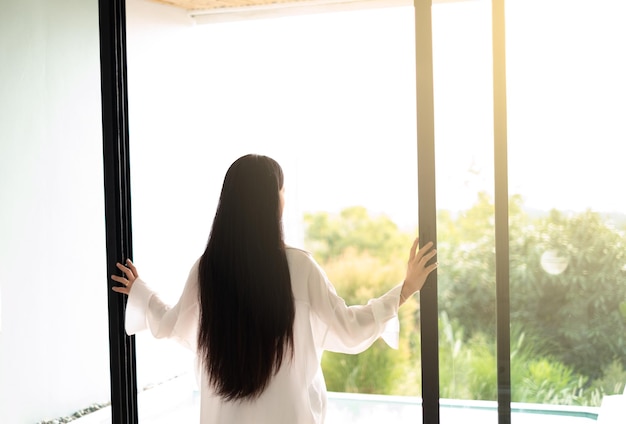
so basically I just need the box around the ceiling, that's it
[153,0,322,10]
[150,0,413,23]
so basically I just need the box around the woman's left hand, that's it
[401,238,438,300]
[111,259,138,295]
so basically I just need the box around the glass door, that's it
[432,0,498,409]
[125,2,422,422]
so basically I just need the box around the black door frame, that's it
[98,0,138,422]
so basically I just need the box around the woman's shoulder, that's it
[284,246,324,300]
[285,246,319,271]
[285,245,313,260]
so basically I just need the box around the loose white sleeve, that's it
[304,254,402,354]
[124,260,200,352]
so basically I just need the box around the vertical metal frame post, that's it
[414,1,439,423]
[98,0,138,422]
[492,0,511,422]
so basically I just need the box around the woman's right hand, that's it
[400,238,438,304]
[111,259,138,296]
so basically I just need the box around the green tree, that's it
[512,209,626,379]
[439,193,626,382]
[304,206,412,263]
[305,208,419,395]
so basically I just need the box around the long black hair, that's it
[197,154,295,401]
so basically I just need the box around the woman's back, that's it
[197,246,403,424]
[114,153,438,423]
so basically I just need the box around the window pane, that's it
[432,0,498,411]
[507,0,626,417]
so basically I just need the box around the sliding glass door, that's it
[103,0,625,423]
[125,3,422,421]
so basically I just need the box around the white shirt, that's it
[125,246,403,424]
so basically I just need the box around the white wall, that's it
[0,0,110,422]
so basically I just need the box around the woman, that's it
[112,154,437,423]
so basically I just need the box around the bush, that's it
[589,360,626,397]
[318,250,419,395]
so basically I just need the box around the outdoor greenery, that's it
[305,197,626,406]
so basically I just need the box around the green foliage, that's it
[589,360,626,396]
[438,317,610,406]
[511,209,626,379]
[438,312,498,400]
[318,249,419,395]
[322,338,409,394]
[515,359,581,404]
[305,208,419,395]
[304,206,412,263]
[465,333,498,400]
[438,193,626,381]
[436,193,524,338]
[305,201,626,406]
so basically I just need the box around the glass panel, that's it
[0,1,111,422]
[126,2,420,421]
[296,7,420,401]
[507,0,626,417]
[432,0,498,408]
